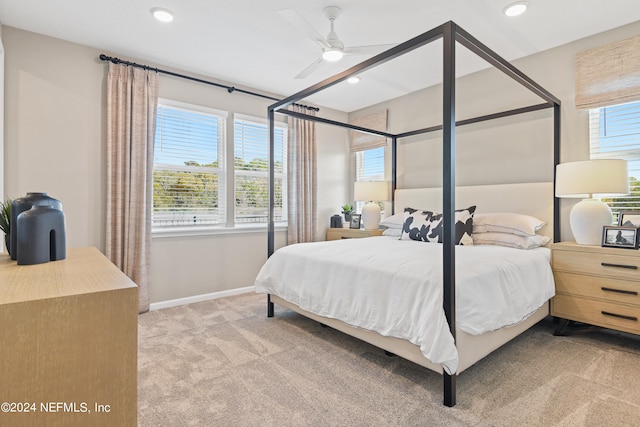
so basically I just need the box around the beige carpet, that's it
[138,293,640,426]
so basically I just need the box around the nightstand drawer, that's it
[554,272,640,305]
[552,294,640,335]
[553,249,640,281]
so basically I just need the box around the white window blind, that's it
[355,146,385,213]
[234,116,287,223]
[589,100,640,220]
[153,101,226,230]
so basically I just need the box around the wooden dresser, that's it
[0,247,138,426]
[551,241,640,335]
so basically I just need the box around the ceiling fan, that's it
[279,6,396,79]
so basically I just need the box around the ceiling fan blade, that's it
[294,57,325,79]
[343,43,397,56]
[278,9,330,49]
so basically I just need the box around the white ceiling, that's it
[1,0,639,112]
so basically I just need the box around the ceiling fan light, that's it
[152,7,174,23]
[322,48,344,62]
[503,2,528,17]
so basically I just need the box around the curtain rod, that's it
[98,54,320,112]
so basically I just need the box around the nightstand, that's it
[326,228,384,240]
[551,241,640,336]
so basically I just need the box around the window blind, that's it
[589,100,640,220]
[153,102,226,229]
[576,35,640,109]
[349,110,388,152]
[234,116,287,223]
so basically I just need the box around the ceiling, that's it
[1,0,639,112]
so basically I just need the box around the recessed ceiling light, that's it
[503,2,528,17]
[347,76,360,84]
[152,7,174,23]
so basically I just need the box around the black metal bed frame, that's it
[265,21,561,407]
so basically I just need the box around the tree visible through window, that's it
[234,116,287,223]
[355,146,385,213]
[152,101,226,229]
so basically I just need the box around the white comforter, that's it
[254,236,555,374]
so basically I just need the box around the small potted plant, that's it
[341,204,354,222]
[0,198,11,254]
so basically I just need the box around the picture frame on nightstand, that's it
[602,225,639,249]
[349,214,361,229]
[618,211,640,227]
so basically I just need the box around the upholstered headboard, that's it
[394,182,554,240]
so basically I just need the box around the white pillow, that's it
[473,212,545,237]
[382,227,402,237]
[379,212,408,229]
[472,232,550,249]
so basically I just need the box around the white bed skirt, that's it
[270,295,549,374]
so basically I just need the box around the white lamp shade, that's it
[556,159,629,245]
[354,181,389,202]
[354,181,389,230]
[555,159,629,198]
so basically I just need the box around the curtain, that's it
[106,62,159,313]
[575,35,640,109]
[287,105,317,244]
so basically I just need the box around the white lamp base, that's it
[361,202,381,230]
[570,198,613,246]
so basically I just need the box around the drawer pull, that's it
[601,262,638,270]
[601,287,638,296]
[601,311,638,322]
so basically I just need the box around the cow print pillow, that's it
[400,206,476,245]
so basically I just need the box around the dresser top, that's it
[552,241,640,256]
[0,247,137,305]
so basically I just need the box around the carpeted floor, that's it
[138,292,640,426]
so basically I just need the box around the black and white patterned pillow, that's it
[400,206,476,245]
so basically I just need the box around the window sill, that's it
[152,223,287,239]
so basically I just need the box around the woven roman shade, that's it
[575,35,640,109]
[349,110,388,152]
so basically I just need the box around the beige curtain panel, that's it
[106,62,159,313]
[575,35,640,109]
[349,110,388,152]
[287,105,317,245]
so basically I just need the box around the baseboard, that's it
[149,286,254,311]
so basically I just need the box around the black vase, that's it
[10,193,64,262]
[16,206,66,265]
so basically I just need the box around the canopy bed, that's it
[257,21,561,407]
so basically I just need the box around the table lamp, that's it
[555,159,629,245]
[354,181,389,230]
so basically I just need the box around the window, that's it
[234,115,287,224]
[589,100,640,220]
[355,146,385,213]
[152,100,227,230]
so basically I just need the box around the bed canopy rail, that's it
[266,20,560,407]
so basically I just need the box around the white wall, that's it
[2,26,350,304]
[349,20,640,241]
